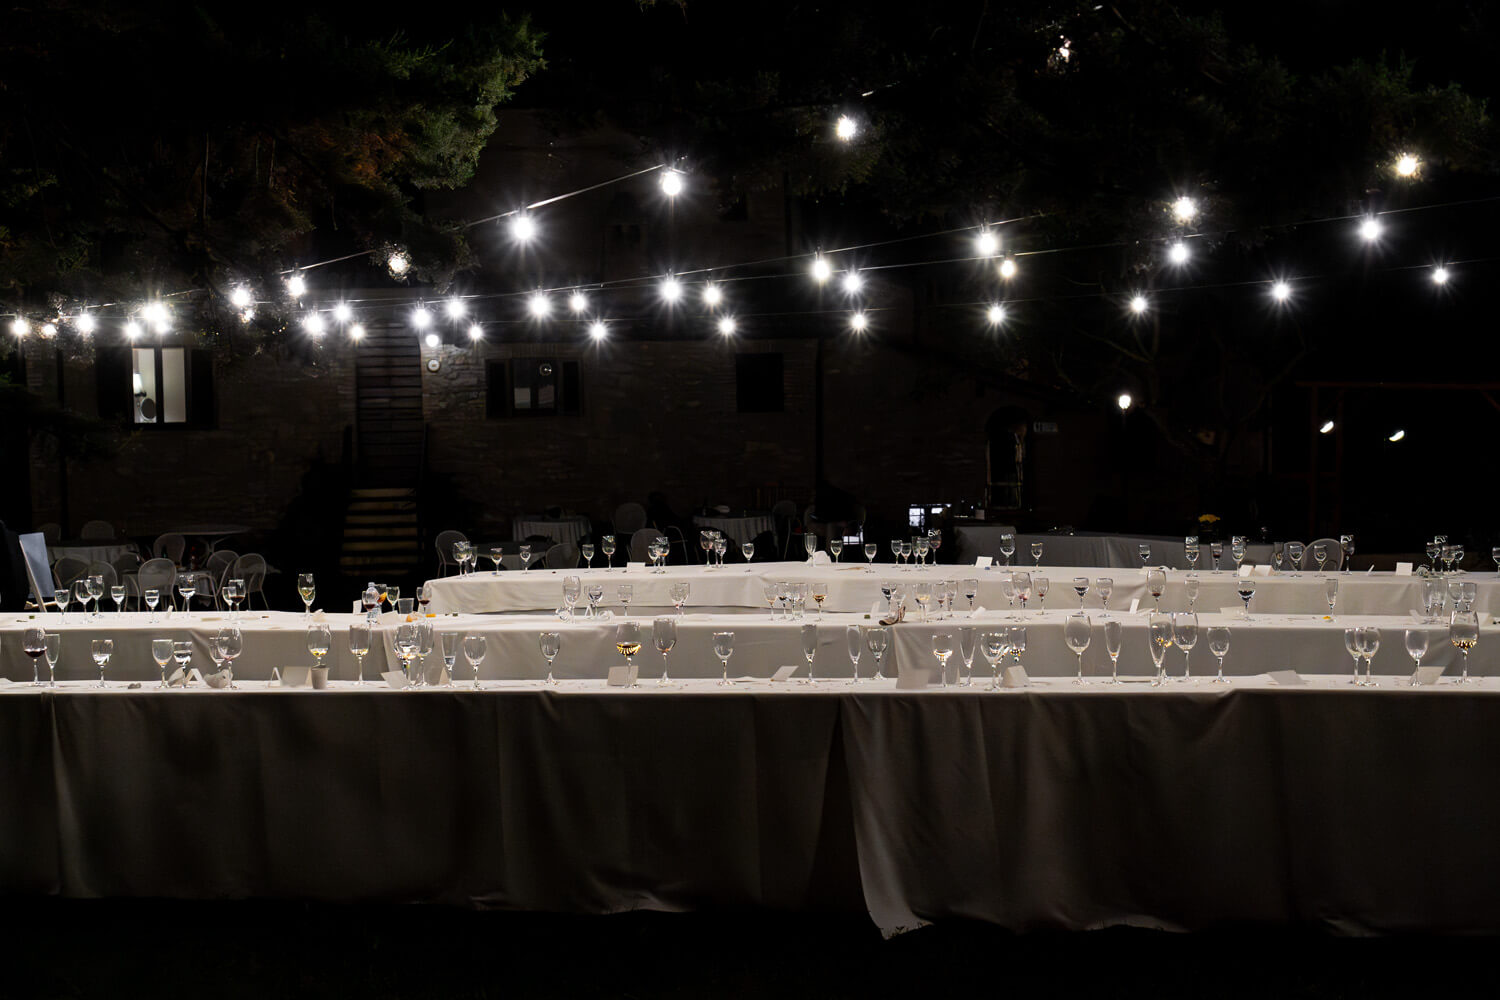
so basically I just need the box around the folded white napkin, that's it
[810,551,832,566]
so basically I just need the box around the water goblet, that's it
[811,582,829,620]
[110,585,125,614]
[601,535,617,569]
[1288,542,1306,576]
[1006,626,1028,678]
[1104,619,1123,683]
[221,580,242,622]
[1146,568,1166,612]
[561,576,582,619]
[932,632,954,687]
[829,538,843,563]
[1030,541,1043,566]
[298,572,316,617]
[462,634,487,688]
[928,530,943,560]
[1064,614,1092,685]
[1172,612,1198,681]
[1231,539,1247,572]
[91,638,113,688]
[1460,581,1477,612]
[581,544,595,569]
[1096,578,1113,616]
[959,627,977,686]
[151,637,174,688]
[1450,612,1479,683]
[914,535,930,567]
[611,622,643,687]
[864,542,877,568]
[1453,544,1466,573]
[999,534,1016,566]
[539,632,561,684]
[889,538,902,566]
[865,626,889,681]
[1426,539,1441,573]
[1404,628,1429,686]
[846,624,864,684]
[653,618,677,687]
[654,536,670,572]
[742,541,755,564]
[348,621,371,685]
[74,580,91,621]
[1207,626,1231,683]
[519,544,532,572]
[712,630,736,686]
[999,574,1016,615]
[176,574,197,613]
[981,631,1007,689]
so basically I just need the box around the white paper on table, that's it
[896,668,931,689]
[1238,565,1254,578]
[1415,666,1446,686]
[975,556,993,567]
[1003,665,1030,687]
[810,551,832,566]
[1253,565,1273,577]
[1128,598,1140,614]
[1395,562,1413,576]
[869,601,884,619]
[626,562,645,570]
[606,664,640,687]
[351,600,363,613]
[771,665,799,682]
[1267,670,1306,686]
[281,666,312,688]
[382,671,409,689]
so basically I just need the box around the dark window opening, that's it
[736,353,784,413]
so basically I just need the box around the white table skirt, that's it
[692,514,774,548]
[513,515,591,546]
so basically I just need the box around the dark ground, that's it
[5,899,1499,998]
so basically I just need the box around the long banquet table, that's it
[6,675,1500,935]
[953,527,1275,570]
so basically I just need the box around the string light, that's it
[1320,419,1336,434]
[589,320,608,340]
[411,306,433,329]
[230,286,253,309]
[303,313,326,336]
[286,274,307,298]
[717,316,737,336]
[1388,429,1406,442]
[998,258,1018,279]
[1270,280,1292,303]
[240,309,255,324]
[835,115,858,141]
[509,213,537,243]
[659,170,684,197]
[446,298,467,320]
[842,271,864,294]
[40,322,57,338]
[1128,294,1148,315]
[1168,242,1190,265]
[976,230,1000,257]
[333,303,353,323]
[349,323,366,340]
[387,250,411,276]
[849,311,868,332]
[569,291,588,313]
[1394,153,1421,178]
[986,303,1007,325]
[1117,393,1133,411]
[702,283,723,307]
[124,320,142,339]
[424,333,440,348]
[1432,266,1450,285]
[1171,196,1199,224]
[528,292,552,318]
[1358,217,1382,242]
[10,316,29,337]
[75,313,97,335]
[660,276,683,303]
[468,323,484,341]
[810,256,832,283]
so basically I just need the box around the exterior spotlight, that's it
[40,322,57,338]
[76,313,98,334]
[333,303,353,323]
[850,311,868,332]
[424,333,440,348]
[842,271,864,294]
[468,323,483,341]
[976,230,1000,257]
[286,274,306,298]
[835,115,858,141]
[349,323,366,340]
[1129,295,1148,315]
[702,284,723,307]
[124,320,142,339]
[1388,429,1406,442]
[387,250,411,276]
[569,291,588,313]
[998,258,1018,279]
[1168,243,1189,265]
[660,277,683,303]
[1394,153,1420,178]
[1271,281,1291,303]
[303,313,326,336]
[1432,267,1450,285]
[589,320,607,340]
[412,306,433,329]
[446,298,467,320]
[1358,217,1382,242]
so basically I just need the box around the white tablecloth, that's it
[692,514,774,547]
[48,543,139,567]
[513,515,592,546]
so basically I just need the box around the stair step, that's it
[350,487,417,498]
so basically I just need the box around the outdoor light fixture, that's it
[811,256,832,283]
[75,313,97,334]
[528,292,551,318]
[1271,281,1291,303]
[468,323,484,341]
[998,258,1018,279]
[302,313,326,336]
[659,170,684,197]
[446,298,467,320]
[835,115,858,141]
[1171,196,1198,224]
[702,284,723,307]
[230,286,253,309]
[387,250,411,276]
[1168,243,1190,265]
[660,276,683,303]
[40,322,57,338]
[411,306,433,329]
[286,274,307,298]
[349,324,366,340]
[986,303,1007,325]
[1395,153,1420,178]
[1432,266,1450,285]
[1388,429,1406,442]
[425,333,440,348]
[1358,217,1382,242]
[333,303,353,323]
[976,230,1000,257]
[589,320,608,340]
[569,291,588,313]
[1320,419,1336,434]
[717,316,737,336]
[509,213,537,242]
[850,311,869,332]
[1117,393,1133,411]
[842,271,864,294]
[124,320,142,339]
[1129,295,1148,315]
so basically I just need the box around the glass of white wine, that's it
[298,573,316,619]
[349,621,371,685]
[616,622,642,687]
[1450,612,1479,684]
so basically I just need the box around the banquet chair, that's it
[52,556,89,590]
[206,550,239,607]
[1306,537,1343,571]
[111,552,142,578]
[434,530,468,576]
[545,541,579,570]
[613,502,648,536]
[153,532,187,567]
[231,554,268,610]
[80,519,116,540]
[134,558,177,609]
[628,527,659,562]
[39,522,62,545]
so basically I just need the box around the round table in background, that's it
[691,513,774,547]
[513,515,592,546]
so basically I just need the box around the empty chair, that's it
[84,561,119,589]
[613,503,648,536]
[206,549,239,607]
[39,522,62,545]
[545,541,579,570]
[52,556,89,590]
[1306,537,1343,571]
[153,532,186,566]
[629,527,661,563]
[80,520,116,540]
[134,558,178,609]
[434,529,468,576]
[232,554,268,610]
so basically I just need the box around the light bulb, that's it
[702,284,723,307]
[75,313,97,334]
[849,311,868,332]
[286,274,306,297]
[528,292,551,318]
[412,306,432,329]
[810,257,832,283]
[1168,242,1189,265]
[349,323,366,340]
[1320,419,1336,434]
[835,115,858,141]
[998,258,1018,279]
[124,320,142,339]
[1271,281,1291,303]
[509,213,537,242]
[569,291,588,313]
[659,170,684,197]
[1395,153,1420,177]
[1171,196,1198,224]
[230,286,253,308]
[1358,217,1382,242]
[1117,393,1133,411]
[589,320,608,340]
[986,304,1006,325]
[446,298,467,319]
[333,302,353,323]
[717,316,737,336]
[387,250,411,275]
[976,230,1000,257]
[10,317,28,337]
[468,323,483,341]
[303,313,326,336]
[660,277,683,303]
[40,322,57,338]
[1129,295,1148,315]
[842,271,864,294]
[425,333,440,348]
[1388,429,1406,442]
[1432,266,1450,285]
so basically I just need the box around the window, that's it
[97,346,214,426]
[735,353,784,413]
[487,359,581,418]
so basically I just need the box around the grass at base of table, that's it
[4,898,1496,998]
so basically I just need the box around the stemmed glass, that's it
[1425,538,1441,573]
[801,624,820,685]
[617,584,634,616]
[1404,628,1428,686]
[438,632,458,686]
[653,618,677,687]
[43,632,60,687]
[914,582,932,621]
[1172,612,1198,682]
[1341,534,1355,573]
[519,544,533,572]
[601,535,617,570]
[111,585,125,614]
[394,624,419,686]
[760,582,777,619]
[700,530,714,566]
[1184,539,1199,573]
[1453,544,1466,573]
[811,582,828,620]
[1064,615,1092,685]
[176,574,196,613]
[1450,612,1479,683]
[87,575,104,619]
[462,634,487,688]
[999,574,1016,617]
[1030,541,1043,566]
[1286,541,1305,577]
[1096,578,1113,617]
[1072,577,1090,610]
[1492,545,1500,574]
[742,542,755,564]
[540,632,561,685]
[1034,576,1049,610]
[999,534,1016,566]
[981,631,1007,689]
[1146,568,1166,612]
[1138,543,1151,567]
[1148,615,1172,686]
[1312,543,1328,575]
[1459,581,1477,612]
[452,540,473,574]
[899,541,913,567]
[1343,627,1364,685]
[581,544,595,570]
[932,632,954,688]
[669,582,690,617]
[91,638,113,688]
[54,584,70,621]
[654,537,671,572]
[1325,578,1339,619]
[1231,537,1247,572]
[1104,619,1123,683]
[1210,542,1223,572]
[914,535,930,567]
[308,624,332,679]
[1237,578,1256,620]
[561,576,581,619]
[928,529,943,562]
[846,625,863,684]
[1207,626,1231,683]
[151,637,173,688]
[959,627,977,686]
[713,537,728,566]
[294,573,315,619]
[804,533,818,562]
[1358,627,1381,686]
[1006,626,1027,679]
[362,582,380,617]
[865,626,889,681]
[614,622,642,687]
[74,580,91,621]
[586,583,604,618]
[22,627,47,686]
[416,583,431,614]
[349,621,371,685]
[1013,572,1032,613]
[222,580,242,622]
[416,622,434,686]
[214,628,242,688]
[829,539,843,563]
[172,640,194,686]
[963,579,979,617]
[889,538,902,567]
[1184,577,1199,612]
[712,630,735,686]
[864,542,877,569]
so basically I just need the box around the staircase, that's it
[337,318,427,579]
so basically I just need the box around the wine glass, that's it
[298,573,316,618]
[1013,572,1032,613]
[612,622,641,687]
[394,624,419,686]
[1147,615,1172,686]
[914,582,932,622]
[462,634,487,688]
[829,538,843,563]
[1104,619,1123,683]
[846,624,864,684]
[308,624,332,677]
[959,627,977,686]
[151,637,174,688]
[561,576,581,619]
[1325,578,1339,619]
[1492,545,1500,574]
[963,578,979,617]
[415,622,434,687]
[1343,628,1364,685]
[865,626,889,681]
[1286,541,1304,577]
[74,579,91,621]
[999,574,1016,616]
[1237,578,1256,620]
[416,583,431,614]
[1030,541,1043,566]
[889,538,902,566]
[581,544,595,569]
[1207,626,1231,683]
[811,582,828,620]
[1453,544,1467,573]
[800,623,820,685]
[110,585,125,614]
[932,632,954,688]
[1184,542,1199,573]
[349,621,371,685]
[87,575,104,618]
[699,530,714,566]
[1064,614,1091,685]
[1006,625,1027,679]
[1138,543,1151,566]
[981,631,1007,689]
[453,540,472,574]
[175,573,197,613]
[1341,534,1355,574]
[742,541,755,564]
[519,544,532,572]
[438,632,458,686]
[1210,541,1223,572]
[653,618,677,687]
[654,536,670,572]
[1312,543,1328,575]
[1072,577,1090,610]
[1184,577,1199,612]
[713,537,728,566]
[1146,568,1166,612]
[54,584,70,622]
[22,627,46,686]
[221,580,241,622]
[601,535,617,570]
[928,530,943,561]
[91,638,113,688]
[1231,539,1247,572]
[362,582,380,617]
[1450,612,1479,683]
[1358,626,1381,686]
[539,632,561,685]
[586,583,604,618]
[804,533,818,561]
[999,534,1015,566]
[172,640,193,686]
[1172,612,1198,682]
[1404,628,1429,686]
[712,630,735,686]
[864,542,877,568]
[668,581,690,617]
[1034,576,1049,610]
[1096,578,1113,617]
[1426,539,1441,573]
[617,583,634,616]
[214,627,242,688]
[1460,581,1477,612]
[899,541,913,567]
[43,632,60,687]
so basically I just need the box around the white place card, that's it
[1395,562,1414,576]
[896,668,931,689]
[606,664,640,687]
[352,600,363,613]
[626,561,645,570]
[189,669,204,684]
[1128,598,1140,614]
[1238,565,1253,578]
[1415,666,1446,686]
[1003,665,1030,688]
[972,606,987,616]
[1267,670,1305,686]
[382,670,409,689]
[1219,607,1244,617]
[281,666,311,688]
[1253,565,1272,577]
[167,667,186,686]
[771,665,799,682]
[975,556,993,567]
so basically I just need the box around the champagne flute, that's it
[865,626,889,681]
[22,627,47,686]
[1404,628,1429,686]
[846,624,863,684]
[462,634,487,688]
[581,543,595,569]
[932,632,954,688]
[614,622,642,687]
[151,637,174,688]
[214,627,242,688]
[43,632,60,687]
[1207,626,1231,683]
[1325,578,1339,619]
[653,617,677,687]
[742,541,755,564]
[1030,540,1043,566]
[804,533,818,561]
[1172,611,1198,682]
[298,573,316,618]
[1450,612,1479,684]
[864,542,877,569]
[601,534,616,570]
[802,623,820,684]
[91,638,113,688]
[1148,614,1172,686]
[829,538,843,563]
[959,626,977,686]
[1104,619,1123,683]
[540,632,561,685]
[1072,577,1090,610]
[111,585,125,614]
[437,632,457,686]
[1146,568,1166,612]
[712,630,735,687]
[1096,577,1112,617]
[349,621,371,685]
[1064,614,1091,685]
[1237,578,1256,620]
